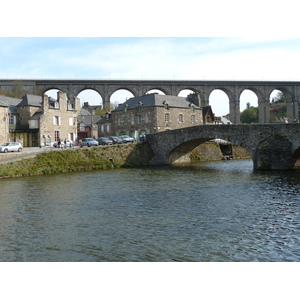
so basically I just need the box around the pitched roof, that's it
[77,114,102,126]
[112,94,200,112]
[29,111,43,120]
[0,95,22,107]
[17,94,42,107]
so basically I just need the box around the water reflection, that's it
[0,160,299,261]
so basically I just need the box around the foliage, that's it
[240,107,259,124]
[240,91,298,123]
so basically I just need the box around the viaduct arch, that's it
[146,123,300,170]
[0,79,299,124]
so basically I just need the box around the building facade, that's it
[0,91,80,147]
[99,93,207,140]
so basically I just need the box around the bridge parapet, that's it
[146,123,300,169]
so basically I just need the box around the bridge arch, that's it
[208,88,232,117]
[270,87,298,122]
[42,87,68,97]
[77,89,103,107]
[168,138,211,164]
[110,86,137,98]
[146,124,300,169]
[253,134,294,169]
[177,88,199,96]
[239,89,258,112]
[291,147,300,168]
[145,87,169,95]
[110,89,135,105]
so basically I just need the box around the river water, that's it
[0,159,300,262]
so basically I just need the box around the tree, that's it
[271,91,285,103]
[240,107,259,123]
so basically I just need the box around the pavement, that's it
[0,146,80,164]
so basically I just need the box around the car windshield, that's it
[86,138,94,141]
[1,143,10,146]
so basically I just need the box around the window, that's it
[138,115,142,124]
[131,114,134,125]
[68,101,74,110]
[179,114,183,123]
[163,101,169,110]
[9,115,16,125]
[69,117,73,126]
[53,116,60,125]
[53,100,60,109]
[54,131,60,141]
[165,113,170,122]
[145,113,149,123]
[106,124,110,133]
[29,120,37,128]
[80,123,85,131]
[136,101,143,112]
[191,115,195,123]
[101,125,104,132]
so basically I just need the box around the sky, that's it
[1,0,300,117]
[1,37,300,115]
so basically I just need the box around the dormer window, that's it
[190,103,195,112]
[163,101,169,110]
[136,101,143,112]
[124,104,129,114]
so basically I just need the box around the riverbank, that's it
[0,142,249,179]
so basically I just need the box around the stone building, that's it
[0,91,80,147]
[103,93,206,141]
[77,107,102,140]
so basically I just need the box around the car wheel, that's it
[4,149,8,153]
[18,148,22,152]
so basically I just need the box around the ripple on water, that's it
[0,160,300,261]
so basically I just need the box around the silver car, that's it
[0,142,23,153]
[119,135,135,143]
[80,138,99,147]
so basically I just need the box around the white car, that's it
[119,135,135,143]
[0,142,23,153]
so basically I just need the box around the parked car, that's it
[109,136,123,144]
[80,138,99,147]
[97,137,113,146]
[0,142,23,153]
[119,135,135,143]
[53,139,74,148]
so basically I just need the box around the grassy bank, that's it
[0,143,144,179]
[0,141,250,179]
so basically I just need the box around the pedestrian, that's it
[58,139,61,149]
[64,139,67,149]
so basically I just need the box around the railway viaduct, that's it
[146,123,300,170]
[0,79,299,124]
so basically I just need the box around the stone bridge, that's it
[146,123,300,170]
[0,79,299,124]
